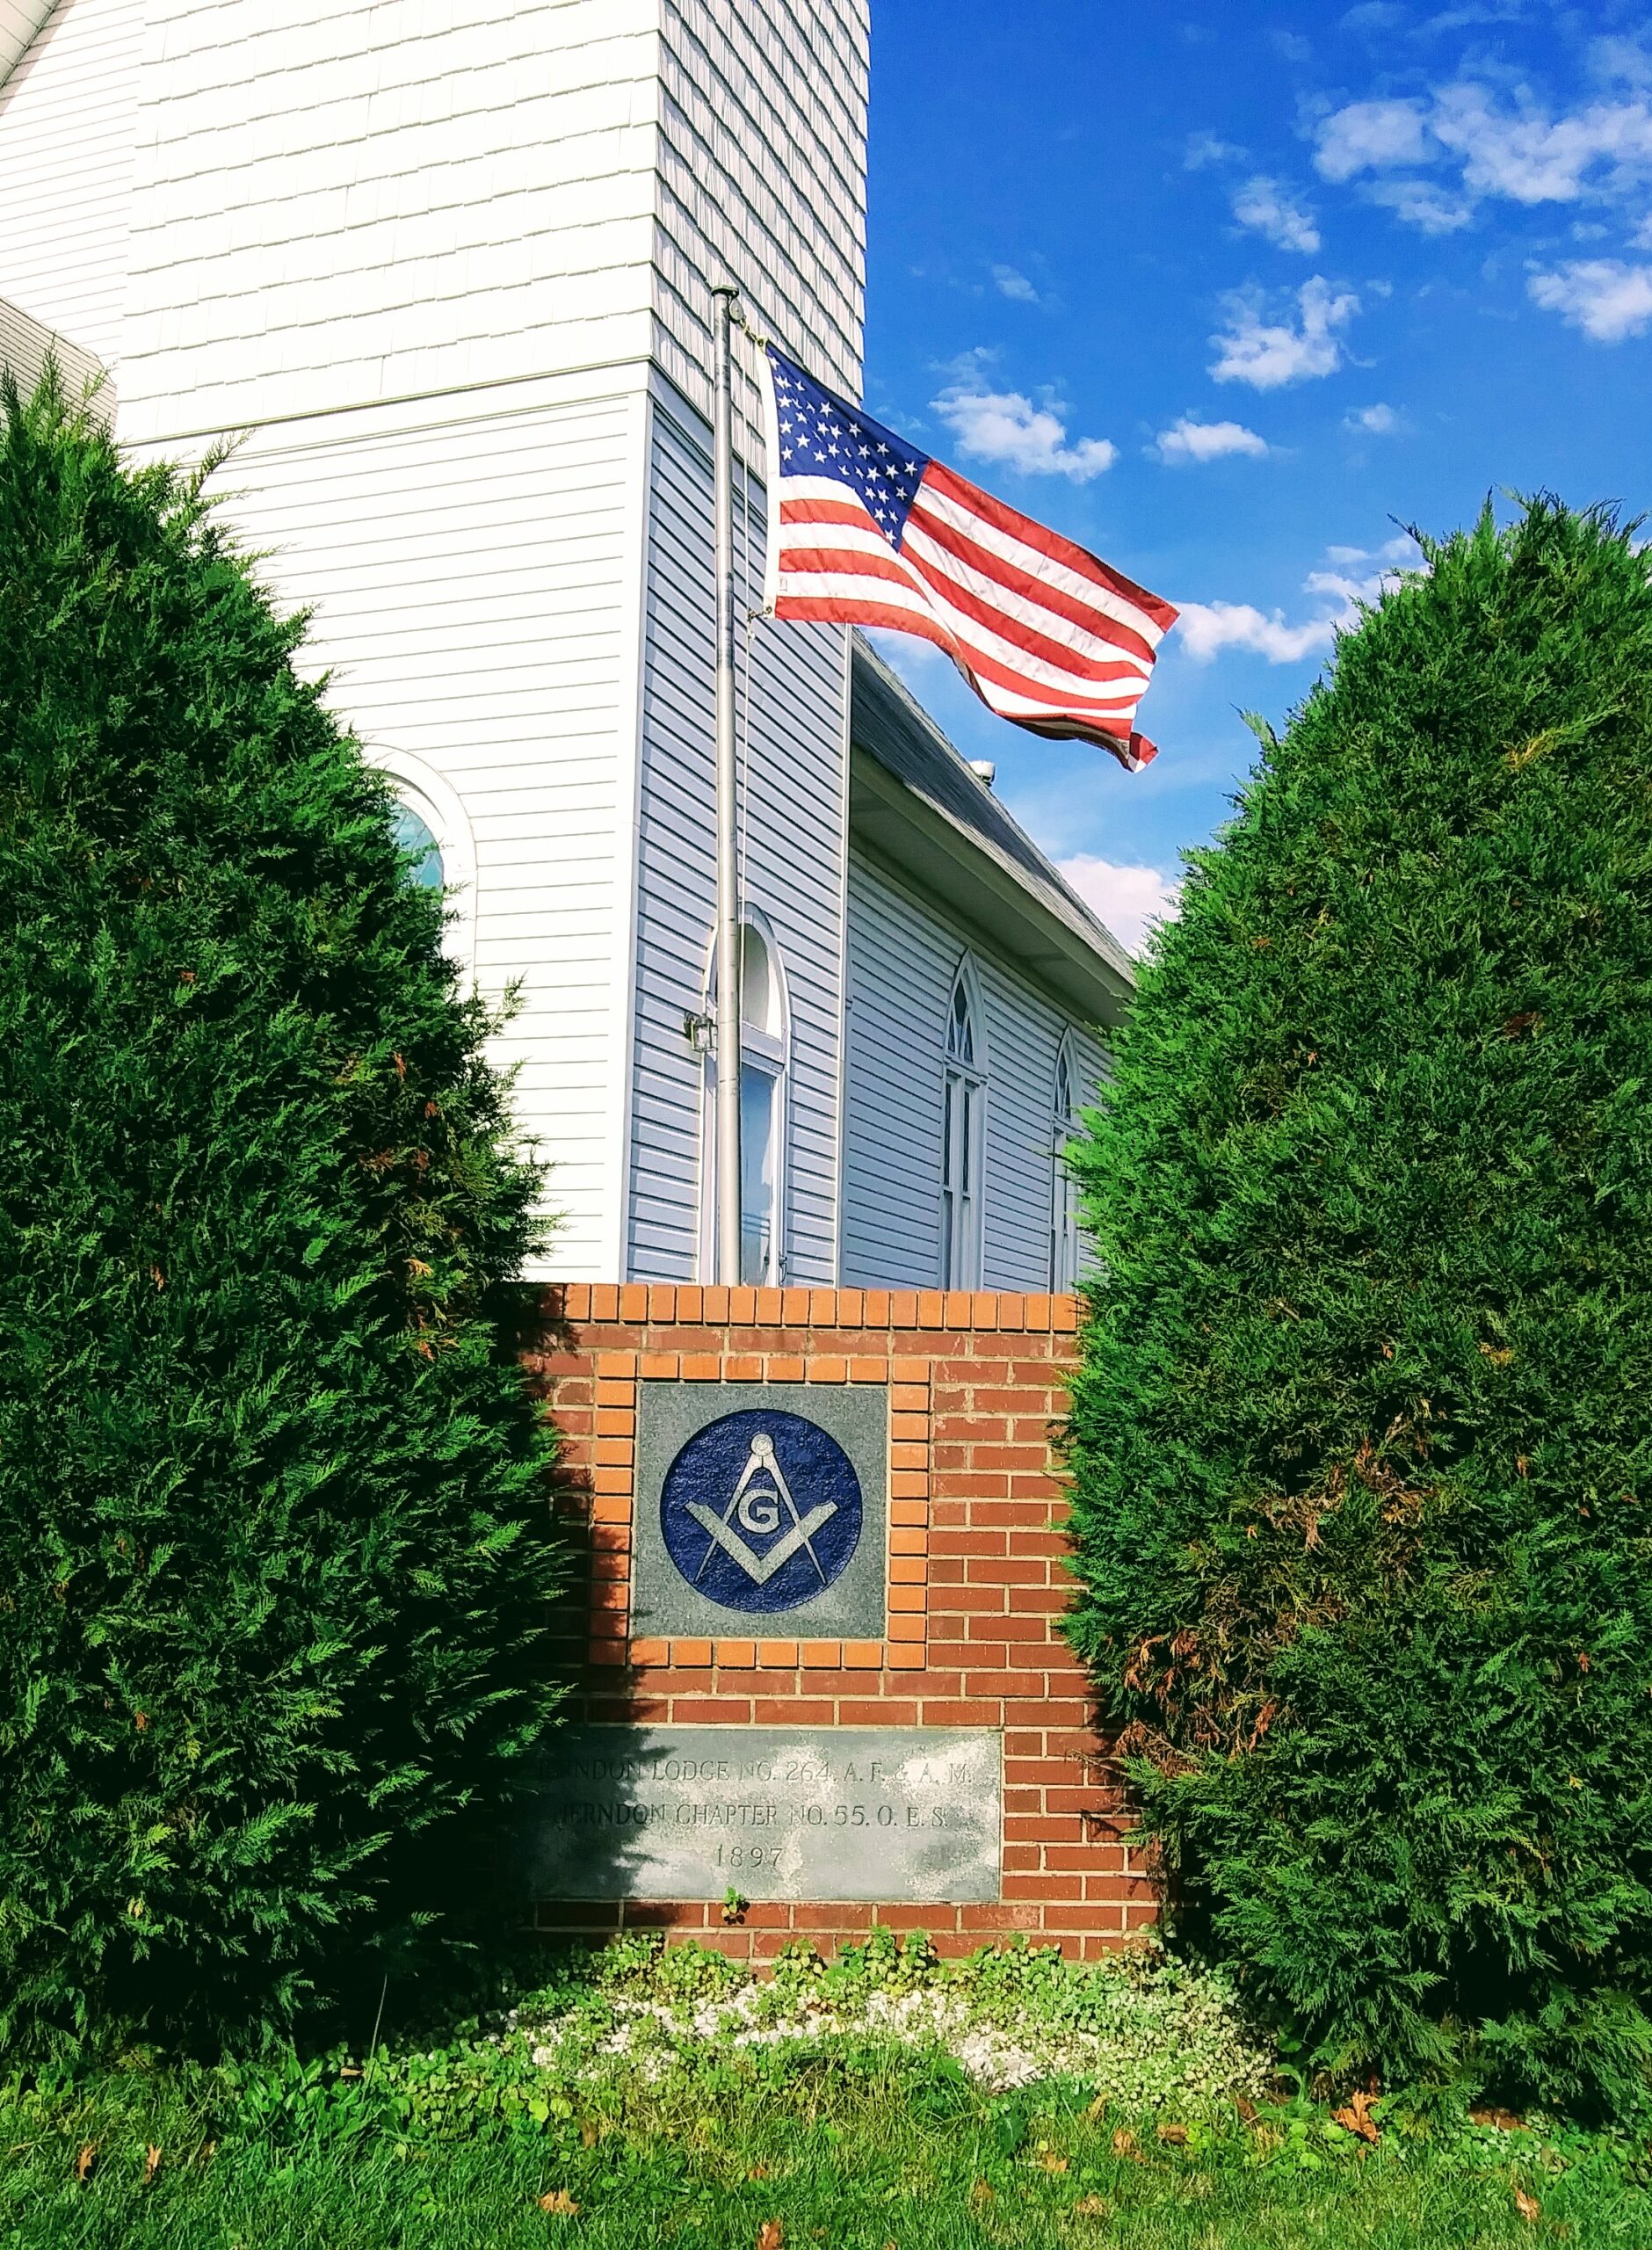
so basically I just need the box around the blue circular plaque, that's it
[659,1408,863,1614]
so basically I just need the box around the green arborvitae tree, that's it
[0,377,570,2055]
[1064,498,1652,2115]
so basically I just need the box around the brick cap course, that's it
[545,1284,1079,1334]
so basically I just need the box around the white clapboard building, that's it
[0,0,1131,1288]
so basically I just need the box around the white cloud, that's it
[1365,176,1474,232]
[1209,276,1360,388]
[931,381,1117,479]
[1344,401,1402,433]
[1432,86,1652,206]
[1528,258,1652,341]
[1316,82,1652,233]
[1177,538,1422,667]
[1055,856,1183,954]
[992,264,1039,302]
[1185,130,1246,169]
[1315,98,1431,181]
[1634,214,1652,248]
[1154,416,1271,463]
[1177,602,1342,664]
[1303,537,1416,604]
[1232,175,1322,252]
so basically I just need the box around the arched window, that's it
[365,748,477,977]
[390,798,444,891]
[699,916,790,1286]
[940,957,986,1289]
[1050,1032,1081,1292]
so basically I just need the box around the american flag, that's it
[760,346,1177,772]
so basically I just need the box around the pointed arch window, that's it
[940,958,986,1289]
[1050,1032,1081,1292]
[699,917,790,1286]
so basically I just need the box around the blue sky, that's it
[859,0,1652,946]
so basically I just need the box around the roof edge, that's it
[848,635,1135,1017]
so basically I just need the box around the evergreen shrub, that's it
[1064,499,1652,2114]
[0,377,570,2054]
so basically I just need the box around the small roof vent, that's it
[968,759,996,790]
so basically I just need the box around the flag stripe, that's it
[901,504,1159,670]
[761,345,1177,774]
[924,461,1177,635]
[776,561,1148,706]
[910,481,1168,655]
[900,534,1156,689]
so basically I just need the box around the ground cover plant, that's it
[1064,497,1652,2116]
[0,374,570,2057]
[4,1938,1649,2248]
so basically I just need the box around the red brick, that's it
[716,1640,757,1669]
[757,1640,799,1667]
[1002,1875,1085,1902]
[755,1698,837,1724]
[681,1353,721,1382]
[768,1354,806,1382]
[792,1905,873,1932]
[808,1357,849,1383]
[849,1356,888,1383]
[838,1699,919,1725]
[920,1700,1000,1726]
[670,1697,755,1723]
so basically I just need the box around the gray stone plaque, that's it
[632,1382,888,1640]
[526,1725,1002,1903]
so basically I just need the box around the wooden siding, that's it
[199,376,651,1280]
[0,0,139,370]
[116,0,664,441]
[842,848,1105,1292]
[626,386,848,1284]
[96,0,865,448]
[0,0,55,91]
[654,0,867,417]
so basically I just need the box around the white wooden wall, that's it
[841,848,1105,1293]
[626,385,848,1284]
[192,375,651,1279]
[0,0,139,369]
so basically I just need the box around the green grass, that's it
[4,1941,1648,2247]
[4,2068,1649,2250]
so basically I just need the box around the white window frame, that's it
[697,911,791,1286]
[361,745,478,981]
[940,955,987,1290]
[1050,1031,1081,1293]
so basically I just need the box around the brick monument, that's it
[526,1286,1152,1959]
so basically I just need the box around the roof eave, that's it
[848,743,1134,1027]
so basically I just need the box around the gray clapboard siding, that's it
[842,847,1105,1292]
[626,385,848,1283]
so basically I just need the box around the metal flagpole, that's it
[712,282,743,1286]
